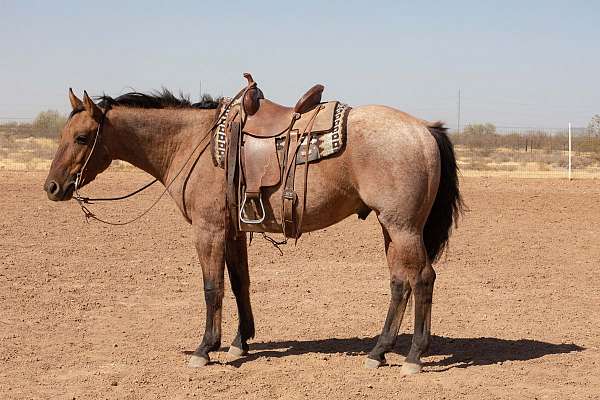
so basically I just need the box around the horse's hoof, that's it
[364,357,383,369]
[401,361,422,375]
[227,345,247,359]
[188,354,209,368]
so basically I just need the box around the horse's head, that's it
[44,89,112,201]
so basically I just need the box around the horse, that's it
[44,84,463,374]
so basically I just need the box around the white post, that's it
[568,123,572,180]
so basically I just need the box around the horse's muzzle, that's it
[44,179,74,201]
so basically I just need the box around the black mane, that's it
[96,89,220,110]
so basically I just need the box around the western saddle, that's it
[219,73,340,240]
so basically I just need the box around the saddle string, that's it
[74,87,248,226]
[259,233,285,256]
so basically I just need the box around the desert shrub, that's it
[536,162,551,171]
[587,115,600,137]
[473,147,493,157]
[494,164,518,171]
[571,155,595,169]
[0,133,14,146]
[469,161,490,170]
[0,110,66,139]
[490,152,514,163]
[32,110,66,137]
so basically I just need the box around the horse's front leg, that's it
[225,231,255,358]
[189,224,225,367]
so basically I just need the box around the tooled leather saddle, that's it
[212,73,349,240]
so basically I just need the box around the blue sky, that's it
[1,0,598,127]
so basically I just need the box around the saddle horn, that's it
[242,73,263,116]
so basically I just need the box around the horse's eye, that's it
[75,135,88,145]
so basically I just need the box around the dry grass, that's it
[0,134,57,170]
[0,134,135,171]
[455,145,600,178]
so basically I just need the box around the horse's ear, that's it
[68,88,83,110]
[82,90,102,121]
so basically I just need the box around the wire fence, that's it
[1,118,600,178]
[451,126,600,178]
[0,117,133,171]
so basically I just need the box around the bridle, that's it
[71,87,247,225]
[74,103,128,198]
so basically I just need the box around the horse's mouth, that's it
[61,181,75,201]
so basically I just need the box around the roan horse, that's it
[44,83,462,374]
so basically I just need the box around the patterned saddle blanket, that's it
[212,100,350,168]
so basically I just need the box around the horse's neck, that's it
[106,107,213,181]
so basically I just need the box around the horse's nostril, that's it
[48,180,60,196]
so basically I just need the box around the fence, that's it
[0,118,132,171]
[1,118,600,178]
[451,126,600,178]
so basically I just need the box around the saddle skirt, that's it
[212,100,350,169]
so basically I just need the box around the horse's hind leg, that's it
[365,227,413,368]
[366,226,430,374]
[403,258,435,374]
[225,232,255,358]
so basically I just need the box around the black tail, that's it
[424,122,465,262]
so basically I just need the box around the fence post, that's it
[568,123,572,180]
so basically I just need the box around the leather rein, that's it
[72,88,246,225]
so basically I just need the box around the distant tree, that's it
[32,110,67,136]
[587,114,600,137]
[463,123,496,136]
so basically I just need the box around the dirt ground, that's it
[1,171,599,399]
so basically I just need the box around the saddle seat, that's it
[241,72,325,138]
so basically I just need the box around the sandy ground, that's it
[1,171,599,399]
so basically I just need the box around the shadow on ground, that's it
[184,334,584,370]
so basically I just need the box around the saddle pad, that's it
[213,101,350,168]
[212,98,233,167]
[294,102,350,164]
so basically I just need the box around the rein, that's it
[73,87,246,225]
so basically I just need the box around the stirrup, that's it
[239,193,266,224]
